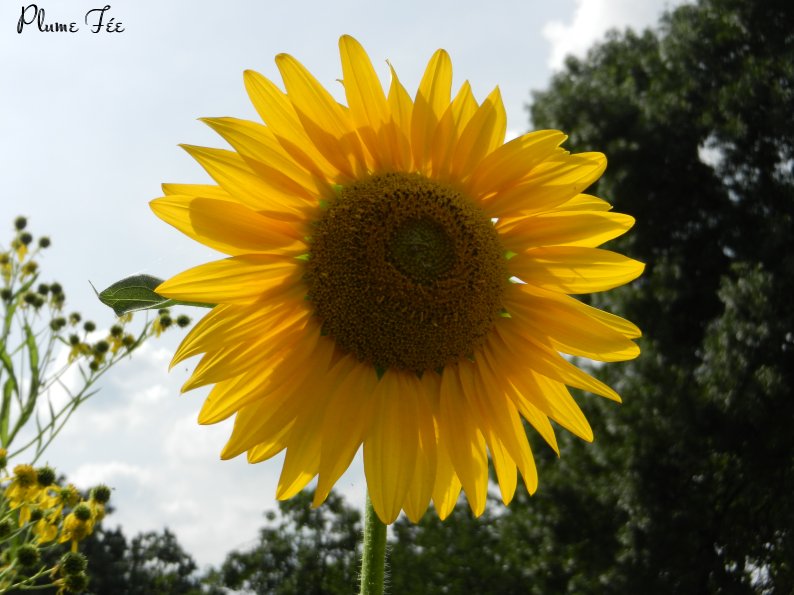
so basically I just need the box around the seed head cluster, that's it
[306,173,507,373]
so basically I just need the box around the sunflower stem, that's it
[360,492,387,595]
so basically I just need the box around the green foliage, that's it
[523,0,794,592]
[96,275,212,316]
[206,491,361,595]
[69,526,213,595]
[389,499,523,595]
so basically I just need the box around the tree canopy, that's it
[524,0,794,591]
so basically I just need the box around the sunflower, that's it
[152,35,643,524]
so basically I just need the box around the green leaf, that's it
[94,275,213,316]
[1,377,15,446]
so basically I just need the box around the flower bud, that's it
[63,572,89,592]
[19,232,33,246]
[90,484,111,504]
[83,321,96,333]
[176,314,191,328]
[59,551,88,576]
[14,216,27,231]
[38,236,51,248]
[73,503,92,522]
[16,543,40,567]
[37,466,56,487]
[0,518,13,538]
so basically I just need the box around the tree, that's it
[520,0,794,592]
[389,497,526,595]
[209,491,360,594]
[80,525,212,594]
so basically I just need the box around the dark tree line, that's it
[525,0,794,591]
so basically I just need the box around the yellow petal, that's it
[156,254,301,304]
[276,53,367,178]
[364,371,419,524]
[161,183,230,199]
[183,313,308,391]
[432,420,462,520]
[429,81,478,179]
[220,335,336,459]
[243,69,340,181]
[556,193,613,211]
[198,326,320,424]
[411,49,453,173]
[386,63,414,170]
[276,358,357,500]
[509,247,645,294]
[479,153,606,217]
[497,211,635,250]
[313,358,379,507]
[438,365,488,516]
[513,370,595,443]
[339,35,392,169]
[244,421,293,464]
[402,375,438,522]
[172,292,308,367]
[462,358,538,498]
[450,86,506,180]
[505,284,641,362]
[180,145,306,220]
[495,319,621,402]
[465,130,568,197]
[201,117,331,200]
[150,196,305,256]
[510,391,559,455]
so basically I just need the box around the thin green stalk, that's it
[359,492,387,595]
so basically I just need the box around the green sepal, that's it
[94,275,213,316]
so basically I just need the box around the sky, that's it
[1,0,683,569]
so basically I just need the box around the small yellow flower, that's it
[33,515,59,544]
[58,503,96,553]
[5,464,43,526]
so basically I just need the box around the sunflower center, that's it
[387,218,455,285]
[305,173,506,373]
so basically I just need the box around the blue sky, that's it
[1,0,682,568]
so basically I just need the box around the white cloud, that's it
[543,0,688,70]
[70,461,154,488]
